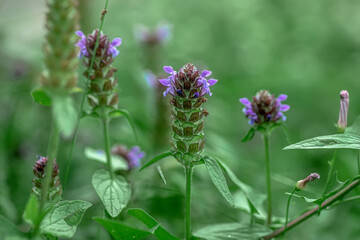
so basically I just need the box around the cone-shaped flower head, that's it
[295,173,320,190]
[240,90,290,126]
[32,156,62,202]
[76,30,121,111]
[160,63,217,164]
[337,90,349,133]
[112,145,145,170]
[42,0,79,89]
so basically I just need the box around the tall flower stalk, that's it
[158,63,217,239]
[240,90,290,225]
[76,29,122,179]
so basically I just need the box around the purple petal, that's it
[110,38,122,47]
[201,70,212,78]
[239,98,251,107]
[159,78,170,86]
[207,79,217,86]
[248,119,255,125]
[277,94,288,101]
[76,31,85,38]
[163,66,174,74]
[279,104,290,112]
[282,114,287,121]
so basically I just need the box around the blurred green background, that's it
[1,0,360,239]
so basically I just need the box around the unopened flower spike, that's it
[32,156,62,202]
[337,90,349,133]
[296,173,320,190]
[159,63,217,164]
[240,90,290,127]
[112,145,146,170]
[75,29,122,113]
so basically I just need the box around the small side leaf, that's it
[193,223,272,240]
[109,109,138,142]
[94,217,151,240]
[140,152,173,171]
[284,134,360,150]
[241,128,255,142]
[31,88,52,106]
[52,95,77,138]
[92,169,131,217]
[40,200,92,238]
[127,208,179,240]
[203,156,234,207]
[157,165,167,185]
[85,147,128,171]
[23,194,39,226]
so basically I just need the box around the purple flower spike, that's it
[240,90,290,126]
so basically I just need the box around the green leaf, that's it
[241,128,255,142]
[157,165,167,184]
[92,169,131,217]
[193,223,272,240]
[217,159,266,218]
[345,116,360,136]
[109,109,138,142]
[23,194,39,226]
[40,200,92,238]
[31,88,52,106]
[127,208,179,240]
[52,95,77,138]
[84,147,128,171]
[93,217,151,240]
[283,134,360,150]
[203,156,234,207]
[140,152,173,171]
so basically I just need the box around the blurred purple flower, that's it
[127,146,145,169]
[143,70,158,88]
[135,23,171,44]
[240,90,290,126]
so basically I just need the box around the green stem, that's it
[263,179,360,239]
[322,150,338,196]
[357,150,360,175]
[102,115,114,179]
[185,164,193,240]
[284,187,296,235]
[264,132,272,226]
[63,0,110,188]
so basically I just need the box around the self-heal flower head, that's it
[75,29,122,61]
[337,90,349,133]
[161,63,217,164]
[135,23,171,45]
[112,145,145,170]
[295,173,320,190]
[240,90,290,126]
[159,64,217,98]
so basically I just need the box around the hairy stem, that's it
[284,187,296,235]
[264,132,272,226]
[185,164,193,240]
[263,179,360,240]
[102,115,114,179]
[63,0,110,188]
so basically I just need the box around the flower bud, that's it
[112,145,145,170]
[295,173,320,190]
[337,90,349,133]
[159,63,217,164]
[32,156,62,202]
[240,90,290,126]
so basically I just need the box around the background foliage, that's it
[1,0,360,239]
